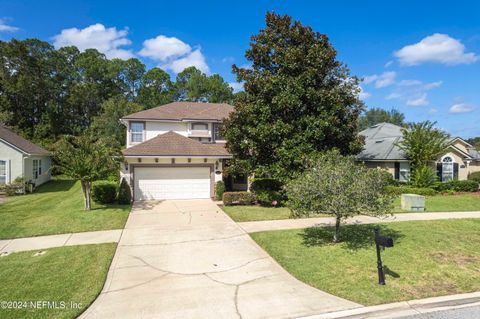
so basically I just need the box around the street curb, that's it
[297,291,480,318]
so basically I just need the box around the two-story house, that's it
[120,102,235,201]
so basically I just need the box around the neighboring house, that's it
[120,102,243,201]
[0,124,52,187]
[358,122,480,182]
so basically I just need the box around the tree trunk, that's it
[333,216,341,242]
[80,180,92,211]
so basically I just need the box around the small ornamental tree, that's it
[397,121,449,173]
[54,133,120,210]
[286,151,395,242]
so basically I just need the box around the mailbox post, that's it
[374,227,394,285]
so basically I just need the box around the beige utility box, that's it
[401,194,425,212]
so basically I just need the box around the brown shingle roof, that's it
[122,102,234,121]
[0,124,50,156]
[122,131,231,157]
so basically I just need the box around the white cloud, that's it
[358,86,371,100]
[428,108,438,114]
[386,92,402,100]
[449,103,475,113]
[0,19,18,32]
[229,82,244,93]
[363,71,396,88]
[53,23,134,59]
[386,80,441,107]
[139,35,210,74]
[384,60,393,68]
[139,35,191,61]
[394,33,478,66]
[406,93,428,106]
[163,49,209,74]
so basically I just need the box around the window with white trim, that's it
[442,156,454,182]
[33,159,40,180]
[191,122,208,130]
[130,122,145,143]
[0,160,6,185]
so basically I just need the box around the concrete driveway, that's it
[80,200,359,319]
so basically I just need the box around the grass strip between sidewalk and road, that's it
[0,243,116,319]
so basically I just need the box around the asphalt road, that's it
[397,305,480,319]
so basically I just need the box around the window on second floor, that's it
[191,122,208,131]
[130,122,145,143]
[213,123,225,141]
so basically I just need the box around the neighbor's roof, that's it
[357,123,407,161]
[122,102,234,121]
[0,124,50,156]
[357,122,480,161]
[122,131,231,157]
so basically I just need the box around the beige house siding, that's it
[0,140,23,184]
[469,161,480,175]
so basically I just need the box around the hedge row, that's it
[432,180,479,193]
[386,186,437,196]
[468,171,480,184]
[92,178,131,204]
[222,192,256,206]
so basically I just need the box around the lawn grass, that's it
[0,243,116,319]
[394,193,480,212]
[224,193,480,222]
[222,205,294,222]
[0,179,130,239]
[251,219,480,305]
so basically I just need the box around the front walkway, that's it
[0,229,122,254]
[238,211,480,233]
[80,200,360,319]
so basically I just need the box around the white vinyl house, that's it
[0,124,52,187]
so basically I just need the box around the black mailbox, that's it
[375,235,394,248]
[374,227,394,285]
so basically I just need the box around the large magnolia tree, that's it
[224,12,364,180]
[286,151,394,242]
[54,134,120,210]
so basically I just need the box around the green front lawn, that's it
[222,205,294,222]
[394,193,480,212]
[224,193,480,222]
[0,243,116,319]
[0,179,130,239]
[251,219,480,305]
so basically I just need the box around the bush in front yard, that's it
[432,180,479,193]
[386,185,437,196]
[215,181,226,201]
[250,178,283,192]
[223,192,256,206]
[117,178,132,204]
[255,190,283,207]
[467,172,480,184]
[250,178,285,207]
[92,181,117,204]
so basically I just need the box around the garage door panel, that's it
[134,167,211,201]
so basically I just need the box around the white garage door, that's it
[134,167,211,201]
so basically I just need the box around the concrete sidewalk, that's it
[238,211,480,233]
[0,229,123,254]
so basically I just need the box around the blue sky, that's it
[1,0,480,137]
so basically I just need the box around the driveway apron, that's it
[80,199,359,319]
